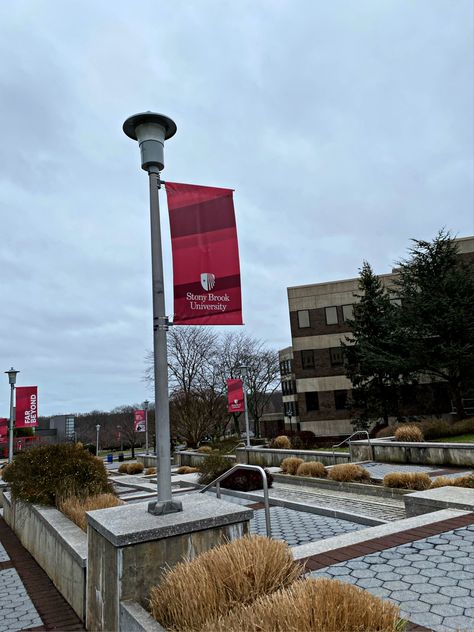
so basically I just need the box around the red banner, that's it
[227,379,245,413]
[166,182,243,325]
[134,409,146,432]
[15,386,38,428]
[0,418,8,441]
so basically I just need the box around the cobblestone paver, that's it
[362,462,439,480]
[251,506,364,546]
[311,524,474,631]
[0,568,42,632]
[0,543,9,563]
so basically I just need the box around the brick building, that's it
[280,236,474,438]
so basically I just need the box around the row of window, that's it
[284,401,299,417]
[279,359,293,376]
[297,304,354,329]
[305,390,348,411]
[282,380,297,395]
[301,347,345,369]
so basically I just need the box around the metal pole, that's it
[144,401,149,455]
[96,425,100,456]
[148,168,182,515]
[241,367,251,448]
[8,383,14,463]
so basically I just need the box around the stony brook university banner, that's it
[134,409,146,432]
[166,182,243,325]
[227,379,245,413]
[15,386,38,428]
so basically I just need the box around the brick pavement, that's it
[0,517,84,631]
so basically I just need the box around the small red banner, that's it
[227,379,245,413]
[15,386,38,428]
[166,182,243,325]
[134,410,146,432]
[0,418,8,441]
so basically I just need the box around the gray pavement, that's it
[361,461,473,480]
[0,568,42,632]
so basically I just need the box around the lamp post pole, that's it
[144,400,149,455]
[123,112,182,516]
[5,368,19,463]
[96,424,100,457]
[238,366,251,448]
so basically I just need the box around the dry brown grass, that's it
[149,535,301,632]
[383,472,432,490]
[394,425,424,442]
[176,466,199,474]
[295,461,327,478]
[197,446,213,453]
[327,463,371,483]
[203,577,401,632]
[145,467,157,475]
[271,435,292,450]
[451,475,474,488]
[117,463,129,473]
[280,457,304,475]
[126,462,145,475]
[430,476,457,488]
[58,493,124,532]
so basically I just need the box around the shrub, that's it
[126,462,145,475]
[197,446,213,454]
[270,435,292,449]
[222,468,273,492]
[118,463,129,474]
[145,467,157,475]
[197,454,232,485]
[2,443,112,506]
[394,425,424,442]
[295,461,327,478]
[327,463,371,483]
[280,457,304,475]
[383,472,432,490]
[430,476,456,489]
[204,577,401,632]
[149,535,301,632]
[451,475,474,488]
[176,466,199,474]
[290,430,316,449]
[58,493,124,531]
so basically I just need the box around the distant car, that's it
[242,431,255,438]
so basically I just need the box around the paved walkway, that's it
[0,517,84,631]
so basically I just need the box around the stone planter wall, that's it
[174,451,236,468]
[1,492,87,621]
[350,438,474,466]
[235,447,351,468]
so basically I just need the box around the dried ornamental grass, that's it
[145,467,157,475]
[204,577,402,632]
[295,461,327,478]
[327,463,371,483]
[451,475,474,488]
[127,462,145,474]
[176,466,199,474]
[118,463,129,473]
[383,472,431,490]
[394,425,424,442]
[58,493,124,532]
[149,535,301,632]
[197,446,213,453]
[430,476,457,489]
[270,435,292,449]
[280,457,304,475]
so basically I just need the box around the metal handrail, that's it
[332,430,373,464]
[227,441,247,454]
[199,464,271,537]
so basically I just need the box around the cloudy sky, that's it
[0,0,472,415]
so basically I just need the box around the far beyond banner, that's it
[227,379,245,414]
[134,409,146,432]
[15,386,38,428]
[166,182,243,325]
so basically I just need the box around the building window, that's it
[342,304,354,322]
[65,416,75,440]
[325,306,338,325]
[334,390,348,410]
[330,347,344,367]
[305,392,319,411]
[297,310,310,328]
[301,349,315,369]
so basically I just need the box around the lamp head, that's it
[5,367,19,385]
[123,111,177,171]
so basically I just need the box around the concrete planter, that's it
[120,601,167,632]
[174,451,236,468]
[272,473,410,498]
[235,447,350,468]
[351,438,474,466]
[1,491,87,621]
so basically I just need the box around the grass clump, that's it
[118,463,129,473]
[58,493,124,531]
[383,472,432,490]
[197,454,232,485]
[176,466,199,474]
[280,457,304,475]
[295,461,327,478]
[394,425,424,442]
[204,577,402,632]
[197,446,213,453]
[2,443,112,506]
[149,535,301,632]
[126,462,145,475]
[270,435,292,449]
[145,467,157,475]
[328,463,370,483]
[430,476,457,488]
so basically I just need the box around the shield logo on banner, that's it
[200,273,216,292]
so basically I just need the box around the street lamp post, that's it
[144,400,149,455]
[238,366,251,448]
[123,111,182,516]
[5,368,19,463]
[96,424,100,457]
[287,409,293,435]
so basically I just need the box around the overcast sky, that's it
[0,0,472,415]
